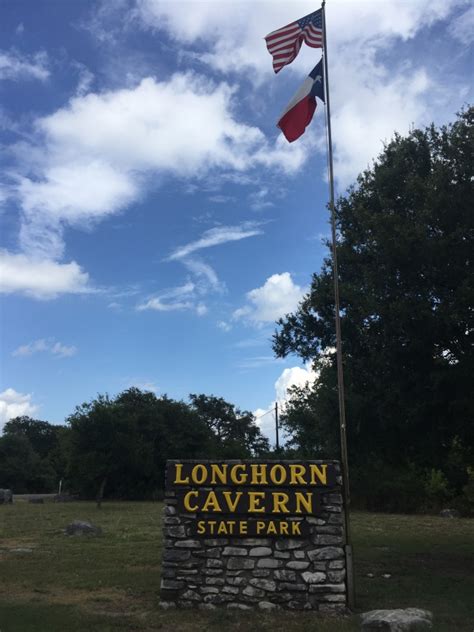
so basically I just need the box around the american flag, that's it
[265,10,323,74]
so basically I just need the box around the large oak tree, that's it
[273,108,473,501]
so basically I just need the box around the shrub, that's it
[424,469,450,507]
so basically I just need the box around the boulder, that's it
[360,608,433,631]
[439,508,460,518]
[65,520,102,536]
[0,489,13,504]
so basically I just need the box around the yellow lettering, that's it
[250,464,268,485]
[295,491,313,514]
[289,464,307,485]
[197,520,206,534]
[201,491,222,512]
[230,464,247,484]
[174,463,190,484]
[222,491,243,512]
[248,491,265,513]
[310,464,327,485]
[207,520,216,535]
[256,521,266,534]
[291,521,302,535]
[191,464,207,484]
[267,521,277,535]
[227,521,236,534]
[269,464,287,485]
[183,490,199,512]
[210,464,228,485]
[280,521,289,535]
[272,492,290,513]
[239,521,248,535]
[217,521,228,535]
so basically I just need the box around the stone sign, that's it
[160,459,347,612]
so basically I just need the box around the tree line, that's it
[0,390,270,504]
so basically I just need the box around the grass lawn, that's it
[0,502,472,631]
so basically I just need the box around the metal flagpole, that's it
[321,0,355,609]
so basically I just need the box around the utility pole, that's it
[275,401,280,451]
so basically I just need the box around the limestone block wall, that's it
[160,459,347,612]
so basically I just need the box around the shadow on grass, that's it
[0,601,138,632]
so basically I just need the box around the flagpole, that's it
[321,0,355,609]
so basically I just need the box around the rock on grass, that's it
[65,520,102,536]
[360,608,433,631]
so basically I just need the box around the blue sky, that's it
[1,0,472,441]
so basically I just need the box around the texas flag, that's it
[277,59,325,143]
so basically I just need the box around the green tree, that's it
[3,416,60,460]
[274,108,474,499]
[2,416,66,491]
[67,388,217,502]
[189,394,270,457]
[67,394,131,506]
[114,388,216,494]
[0,433,56,493]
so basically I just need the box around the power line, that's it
[253,407,274,421]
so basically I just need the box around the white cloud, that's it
[253,361,317,445]
[80,0,132,46]
[18,162,138,260]
[0,186,9,205]
[133,1,312,78]
[0,49,49,82]
[134,0,459,75]
[73,62,95,96]
[217,320,232,332]
[196,303,208,316]
[233,336,267,349]
[138,297,193,312]
[448,5,474,44]
[34,75,261,174]
[166,223,264,296]
[0,388,39,432]
[208,194,235,204]
[12,75,305,261]
[132,0,466,186]
[237,356,284,370]
[330,64,432,187]
[21,160,133,222]
[13,339,48,357]
[51,342,77,357]
[13,338,77,358]
[0,251,91,299]
[275,364,317,402]
[137,281,206,315]
[249,188,273,211]
[168,223,263,261]
[253,406,278,445]
[181,258,223,293]
[234,272,307,325]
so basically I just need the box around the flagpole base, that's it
[345,544,355,610]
